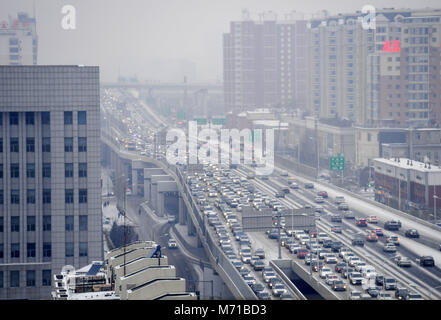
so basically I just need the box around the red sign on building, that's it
[383,40,400,53]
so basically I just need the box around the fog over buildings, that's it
[1,0,441,82]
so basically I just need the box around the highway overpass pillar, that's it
[132,169,138,196]
[157,192,165,217]
[178,195,186,225]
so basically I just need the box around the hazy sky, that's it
[1,0,440,82]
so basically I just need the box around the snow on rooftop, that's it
[374,158,441,173]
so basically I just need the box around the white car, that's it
[167,239,177,249]
[362,267,377,279]
[383,243,397,253]
[348,257,362,267]
[272,283,287,297]
[319,267,333,279]
[325,255,338,264]
[315,196,324,203]
[354,261,367,272]
[343,252,356,263]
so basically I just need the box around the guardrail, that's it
[269,260,305,300]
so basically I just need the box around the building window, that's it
[27,216,36,231]
[10,164,19,178]
[65,163,74,178]
[26,138,35,152]
[9,112,19,125]
[65,215,74,231]
[43,163,51,178]
[11,243,20,258]
[25,112,35,125]
[64,138,73,152]
[11,190,20,204]
[27,189,36,204]
[11,216,19,232]
[42,270,51,286]
[10,138,19,152]
[27,243,36,258]
[65,189,74,204]
[43,243,51,258]
[78,111,87,125]
[79,215,88,231]
[78,137,87,152]
[65,242,74,257]
[43,215,51,231]
[79,163,87,178]
[10,271,19,288]
[43,189,51,204]
[79,242,88,257]
[79,189,88,203]
[27,163,35,178]
[41,112,50,125]
[42,137,51,152]
[26,270,36,287]
[64,111,73,125]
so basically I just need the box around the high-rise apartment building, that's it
[223,11,308,113]
[0,66,102,299]
[0,12,38,65]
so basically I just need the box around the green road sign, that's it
[330,153,345,171]
[211,118,226,125]
[177,110,186,120]
[194,118,207,125]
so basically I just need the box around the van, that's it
[362,266,376,279]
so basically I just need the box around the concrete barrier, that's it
[270,260,305,300]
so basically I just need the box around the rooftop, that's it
[374,158,441,173]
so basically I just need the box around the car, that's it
[290,182,299,189]
[332,280,346,291]
[323,239,333,248]
[417,256,435,267]
[231,259,243,270]
[317,191,328,198]
[405,229,420,238]
[375,275,385,286]
[314,205,324,213]
[335,196,345,204]
[310,261,324,272]
[377,292,393,300]
[297,249,309,259]
[367,216,379,224]
[280,292,294,300]
[331,241,343,252]
[281,187,290,194]
[330,214,342,223]
[331,225,342,233]
[374,228,384,237]
[263,271,277,283]
[349,272,363,285]
[167,238,177,249]
[253,260,265,271]
[383,243,397,253]
[365,286,380,298]
[315,196,324,203]
[325,274,339,285]
[254,248,265,259]
[268,277,282,289]
[257,291,271,300]
[342,267,355,279]
[351,236,364,247]
[356,218,368,227]
[344,210,355,219]
[348,257,362,267]
[405,292,424,300]
[241,254,252,264]
[386,235,400,246]
[354,261,367,272]
[250,283,265,295]
[319,267,333,279]
[250,255,260,267]
[362,267,377,279]
[304,182,314,189]
[350,290,361,300]
[395,287,409,300]
[243,274,256,286]
[366,232,379,242]
[338,203,349,210]
[395,256,412,267]
[334,263,346,273]
[384,277,397,290]
[272,283,287,297]
[325,255,338,264]
[384,220,401,231]
[275,191,285,198]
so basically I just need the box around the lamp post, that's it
[434,194,439,224]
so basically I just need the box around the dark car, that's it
[297,249,309,259]
[304,183,314,189]
[351,237,364,247]
[384,220,401,231]
[356,218,368,227]
[317,191,328,198]
[405,229,420,238]
[330,214,342,223]
[332,225,343,233]
[375,275,385,286]
[311,261,324,272]
[366,232,379,242]
[281,187,290,194]
[375,228,384,237]
[342,267,355,279]
[257,291,271,300]
[275,191,285,198]
[332,280,347,291]
[366,286,380,298]
[323,239,333,248]
[331,241,343,252]
[395,287,409,300]
[268,277,281,289]
[335,263,346,273]
[418,256,435,267]
[250,283,265,294]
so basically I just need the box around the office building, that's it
[0,65,102,299]
[0,12,38,65]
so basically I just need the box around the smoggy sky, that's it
[1,0,440,82]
